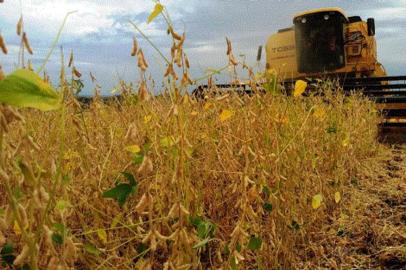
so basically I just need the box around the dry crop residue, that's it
[318,144,406,269]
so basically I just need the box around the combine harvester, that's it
[195,7,406,131]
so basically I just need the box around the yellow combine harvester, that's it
[266,7,385,79]
[195,7,406,128]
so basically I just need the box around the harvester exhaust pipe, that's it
[257,45,263,62]
[367,18,375,36]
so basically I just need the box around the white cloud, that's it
[189,44,220,53]
[368,7,406,20]
[0,0,195,39]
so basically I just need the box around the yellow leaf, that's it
[204,102,213,111]
[312,194,323,209]
[255,72,265,80]
[55,200,70,211]
[160,136,174,148]
[147,3,164,24]
[313,107,326,120]
[144,115,152,124]
[63,150,80,160]
[219,109,234,122]
[185,147,193,158]
[340,212,349,220]
[182,95,191,105]
[311,157,318,170]
[125,145,141,154]
[335,192,341,204]
[342,134,350,147]
[293,80,307,97]
[97,229,108,244]
[275,116,289,125]
[111,214,122,229]
[190,111,198,116]
[14,221,22,235]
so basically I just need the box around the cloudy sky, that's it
[0,0,406,95]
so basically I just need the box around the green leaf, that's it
[263,202,273,213]
[12,187,24,201]
[17,161,35,185]
[55,200,70,211]
[19,264,31,270]
[51,233,64,246]
[193,238,210,249]
[62,174,71,185]
[288,220,300,231]
[1,243,14,255]
[197,221,216,239]
[132,153,144,165]
[197,223,208,239]
[84,243,101,256]
[326,126,337,134]
[230,256,238,270]
[351,176,359,186]
[223,244,230,256]
[136,243,148,254]
[103,173,138,207]
[0,69,61,111]
[72,79,84,94]
[205,68,221,75]
[247,236,262,251]
[52,223,66,235]
[102,183,136,207]
[1,243,15,266]
[142,142,152,154]
[236,242,241,252]
[189,216,204,227]
[147,3,164,24]
[0,243,16,268]
[262,186,271,199]
[263,75,279,95]
[169,147,179,158]
[189,216,216,242]
[121,172,136,186]
[337,227,345,237]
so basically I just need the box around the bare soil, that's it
[319,143,406,269]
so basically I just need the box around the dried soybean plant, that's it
[0,13,79,270]
[16,15,34,67]
[0,102,79,270]
[130,33,151,101]
[0,34,6,80]
[67,50,85,95]
[0,32,8,55]
[126,5,206,268]
[0,1,388,269]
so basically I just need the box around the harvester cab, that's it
[294,9,347,73]
[265,7,385,79]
